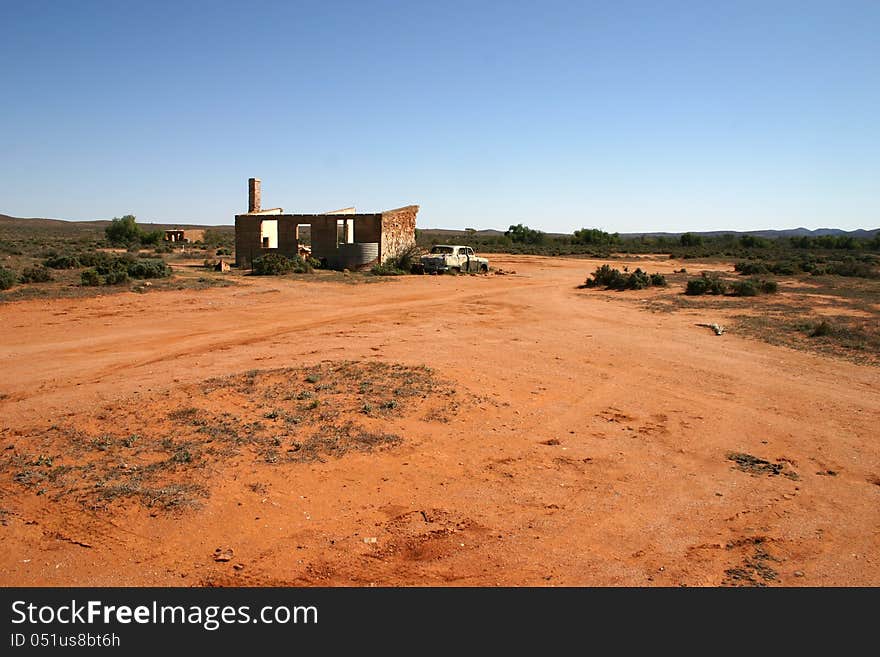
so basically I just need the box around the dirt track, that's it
[1,254,878,586]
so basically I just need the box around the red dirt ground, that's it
[1,254,878,586]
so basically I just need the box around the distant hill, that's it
[2,213,877,241]
[420,226,880,240]
[618,227,880,240]
[0,214,234,237]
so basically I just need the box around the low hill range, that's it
[1,212,877,240]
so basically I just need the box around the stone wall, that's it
[380,206,419,263]
[183,229,206,243]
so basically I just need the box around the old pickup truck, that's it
[418,245,489,274]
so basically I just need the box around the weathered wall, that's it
[354,215,381,245]
[309,216,338,261]
[278,219,298,257]
[380,206,419,263]
[234,215,263,267]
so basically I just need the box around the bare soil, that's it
[1,254,878,586]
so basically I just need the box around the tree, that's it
[105,215,142,245]
[679,232,703,247]
[572,227,620,246]
[739,234,770,248]
[505,223,545,245]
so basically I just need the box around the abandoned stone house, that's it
[164,229,205,243]
[234,178,418,270]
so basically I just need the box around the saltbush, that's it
[104,270,130,285]
[583,265,667,290]
[44,254,81,269]
[19,266,53,283]
[686,273,727,295]
[252,253,311,275]
[810,320,833,337]
[126,258,170,279]
[0,267,16,290]
[734,261,769,276]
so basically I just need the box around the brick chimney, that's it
[248,178,261,213]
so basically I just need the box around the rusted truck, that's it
[418,245,489,274]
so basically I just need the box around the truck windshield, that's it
[430,246,454,254]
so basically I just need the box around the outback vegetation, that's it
[0,214,235,300]
[581,264,667,290]
[417,225,880,260]
[371,244,423,276]
[0,361,460,511]
[251,252,315,276]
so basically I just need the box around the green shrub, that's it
[82,253,170,280]
[252,253,301,275]
[582,265,667,290]
[139,230,163,246]
[93,252,132,274]
[291,257,312,274]
[584,264,625,288]
[372,244,420,275]
[371,262,405,276]
[216,248,232,256]
[252,253,289,275]
[104,270,130,285]
[685,278,708,295]
[686,273,727,295]
[767,261,798,276]
[822,259,877,278]
[19,266,53,283]
[734,261,769,275]
[75,251,107,268]
[730,280,758,296]
[393,244,421,273]
[81,269,102,286]
[44,254,81,269]
[759,279,778,293]
[126,258,170,279]
[624,268,651,290]
[0,267,16,290]
[810,320,833,337]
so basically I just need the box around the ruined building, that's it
[163,229,205,243]
[234,178,418,270]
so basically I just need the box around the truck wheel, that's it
[480,264,488,273]
[450,267,461,274]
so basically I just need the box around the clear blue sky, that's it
[2,0,878,233]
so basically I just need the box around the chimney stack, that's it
[248,178,261,213]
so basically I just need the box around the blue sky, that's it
[1,0,878,233]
